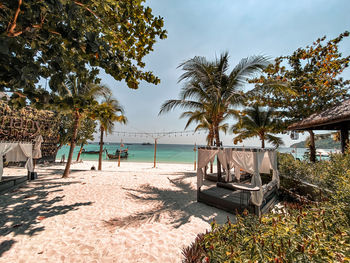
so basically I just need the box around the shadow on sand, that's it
[105,172,235,229]
[0,175,93,256]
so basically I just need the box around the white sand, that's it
[0,161,234,262]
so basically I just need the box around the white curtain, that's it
[230,151,255,176]
[217,148,237,182]
[196,149,218,189]
[268,151,280,187]
[0,142,33,181]
[33,135,43,159]
[0,143,18,181]
[249,152,265,206]
[19,143,34,173]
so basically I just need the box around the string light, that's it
[112,129,205,139]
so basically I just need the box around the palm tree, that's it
[54,72,108,178]
[232,104,284,148]
[181,109,229,173]
[75,118,97,162]
[159,52,269,180]
[92,93,127,170]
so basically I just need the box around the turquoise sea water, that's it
[56,143,319,164]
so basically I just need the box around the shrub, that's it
[183,153,350,262]
[183,203,350,262]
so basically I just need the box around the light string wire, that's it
[111,129,205,140]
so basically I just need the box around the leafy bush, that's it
[278,152,350,218]
[183,203,350,262]
[183,153,350,262]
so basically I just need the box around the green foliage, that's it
[277,152,350,208]
[183,204,350,262]
[91,92,127,135]
[57,114,97,149]
[232,104,284,148]
[249,32,350,162]
[184,153,350,262]
[250,32,350,124]
[0,0,167,102]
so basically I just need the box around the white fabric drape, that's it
[33,135,43,159]
[268,151,280,187]
[250,152,265,206]
[0,142,33,181]
[196,149,218,189]
[19,143,34,173]
[0,143,18,181]
[217,148,238,182]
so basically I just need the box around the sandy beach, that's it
[0,161,234,263]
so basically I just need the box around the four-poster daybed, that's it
[197,147,279,215]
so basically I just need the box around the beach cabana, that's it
[288,99,350,153]
[197,147,279,215]
[0,142,34,182]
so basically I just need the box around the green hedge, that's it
[183,153,350,262]
[183,204,350,262]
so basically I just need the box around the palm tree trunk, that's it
[76,143,84,162]
[214,125,222,182]
[62,111,80,178]
[98,126,104,170]
[308,130,316,163]
[209,131,214,173]
[54,142,63,161]
[261,135,265,148]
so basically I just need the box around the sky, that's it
[99,0,350,147]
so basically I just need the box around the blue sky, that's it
[100,0,350,147]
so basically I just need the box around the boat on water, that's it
[105,149,128,159]
[142,142,152,145]
[82,149,100,154]
[316,149,341,159]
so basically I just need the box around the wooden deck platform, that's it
[0,176,27,194]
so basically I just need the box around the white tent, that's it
[196,147,279,207]
[0,142,34,181]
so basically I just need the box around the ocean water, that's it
[56,143,319,164]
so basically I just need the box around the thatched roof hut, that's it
[288,99,350,153]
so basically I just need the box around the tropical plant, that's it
[56,114,97,161]
[181,108,228,173]
[180,108,228,147]
[91,92,127,170]
[160,52,269,180]
[182,203,350,262]
[53,71,108,178]
[250,31,350,162]
[75,118,97,162]
[232,104,284,148]
[0,0,167,105]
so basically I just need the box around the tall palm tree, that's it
[159,52,269,180]
[54,72,108,178]
[75,118,97,162]
[92,93,127,170]
[181,109,229,145]
[181,109,228,173]
[232,104,284,148]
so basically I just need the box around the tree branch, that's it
[74,1,100,21]
[8,0,22,35]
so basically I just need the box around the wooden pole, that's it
[118,139,122,167]
[194,143,196,171]
[153,138,157,168]
[340,129,349,154]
